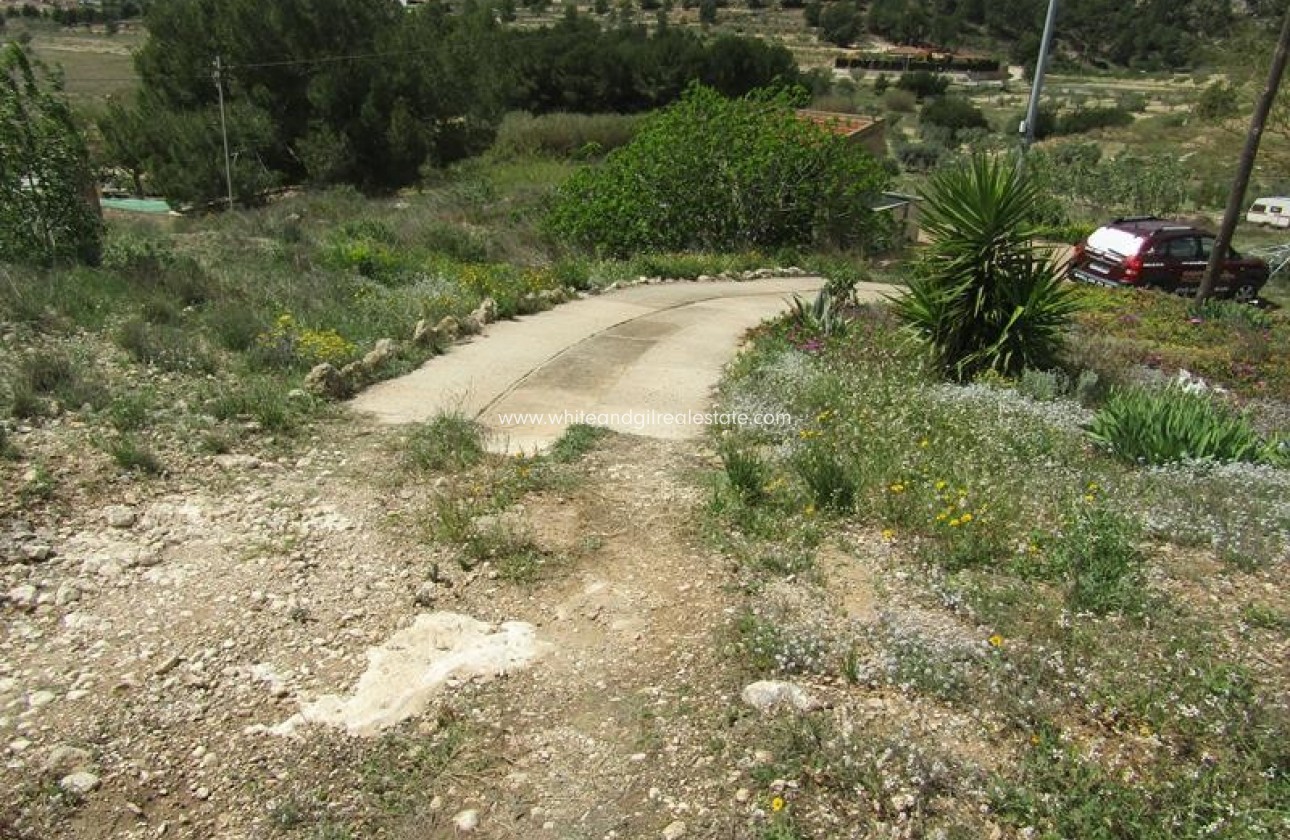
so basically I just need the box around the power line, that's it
[36,44,456,84]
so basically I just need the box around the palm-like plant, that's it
[892,155,1079,382]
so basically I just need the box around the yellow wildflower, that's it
[771,796,785,813]
[804,503,816,517]
[889,483,905,494]
[881,529,895,541]
[988,633,1004,648]
[949,518,962,527]
[960,512,973,524]
[919,438,929,448]
[934,480,947,491]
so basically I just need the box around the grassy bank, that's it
[704,297,1289,838]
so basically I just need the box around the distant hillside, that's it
[859,0,1284,70]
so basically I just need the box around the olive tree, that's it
[0,44,101,264]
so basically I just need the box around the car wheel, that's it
[1233,282,1259,304]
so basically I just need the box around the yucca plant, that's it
[892,155,1080,381]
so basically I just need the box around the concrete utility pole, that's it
[213,55,235,211]
[1020,0,1060,157]
[1197,7,1290,303]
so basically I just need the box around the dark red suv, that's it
[1067,217,1270,302]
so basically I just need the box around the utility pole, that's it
[213,55,235,211]
[1197,6,1290,303]
[1019,0,1060,161]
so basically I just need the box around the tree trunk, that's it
[1197,7,1290,303]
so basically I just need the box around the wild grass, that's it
[404,412,487,473]
[548,423,609,463]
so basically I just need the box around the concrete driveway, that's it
[350,277,890,452]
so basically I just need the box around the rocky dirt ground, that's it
[2,394,1025,840]
[0,412,915,840]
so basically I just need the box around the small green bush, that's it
[896,71,949,100]
[11,352,109,413]
[105,434,164,475]
[919,97,990,141]
[117,317,217,374]
[405,412,486,472]
[1055,105,1134,136]
[1087,386,1278,466]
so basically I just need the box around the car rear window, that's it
[1252,203,1268,213]
[1087,227,1145,258]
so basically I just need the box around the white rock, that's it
[452,809,479,832]
[54,583,80,606]
[7,584,38,610]
[44,745,93,777]
[104,506,137,529]
[662,820,687,840]
[271,612,548,737]
[27,690,56,708]
[59,771,100,795]
[740,681,822,713]
[20,543,53,563]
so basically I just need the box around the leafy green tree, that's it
[547,85,891,255]
[1196,80,1240,123]
[896,71,949,101]
[919,96,990,141]
[892,156,1078,381]
[699,0,717,24]
[818,3,860,47]
[803,1,822,26]
[0,44,101,264]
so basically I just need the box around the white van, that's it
[1246,197,1290,228]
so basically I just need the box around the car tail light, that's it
[1073,242,1085,261]
[1123,254,1143,282]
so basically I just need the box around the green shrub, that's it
[1055,105,1134,136]
[896,71,949,100]
[882,89,917,113]
[892,156,1080,381]
[490,111,639,160]
[105,434,164,475]
[11,352,109,413]
[205,377,314,433]
[919,97,990,141]
[206,301,266,352]
[1087,385,1279,466]
[1017,368,1069,402]
[117,317,217,374]
[405,412,487,472]
[547,85,891,256]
